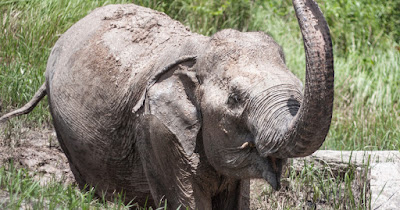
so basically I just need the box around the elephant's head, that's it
[137,0,333,191]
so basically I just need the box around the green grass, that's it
[0,162,134,209]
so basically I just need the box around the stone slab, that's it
[311,150,400,166]
[371,162,400,210]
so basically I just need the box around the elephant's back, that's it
[46,4,196,94]
[44,4,200,204]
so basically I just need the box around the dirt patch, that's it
[0,126,74,186]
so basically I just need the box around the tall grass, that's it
[0,0,399,149]
[0,0,132,126]
[0,162,132,209]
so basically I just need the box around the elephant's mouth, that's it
[262,169,281,190]
[239,141,286,190]
[220,137,284,190]
[262,156,284,190]
[235,129,286,190]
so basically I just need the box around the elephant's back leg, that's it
[53,119,153,205]
[47,93,153,205]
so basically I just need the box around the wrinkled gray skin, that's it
[0,0,334,209]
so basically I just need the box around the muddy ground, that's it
[0,126,74,185]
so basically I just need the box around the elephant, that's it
[0,0,334,209]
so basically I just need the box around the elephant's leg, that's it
[51,121,87,189]
[239,179,251,210]
[211,179,250,210]
[136,115,211,209]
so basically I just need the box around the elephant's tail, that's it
[0,83,47,123]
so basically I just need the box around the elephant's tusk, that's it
[239,142,249,149]
[239,141,255,149]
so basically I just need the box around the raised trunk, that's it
[273,0,334,158]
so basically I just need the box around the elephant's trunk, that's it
[278,0,334,158]
[254,0,334,158]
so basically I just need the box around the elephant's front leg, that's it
[136,115,211,209]
[211,178,250,210]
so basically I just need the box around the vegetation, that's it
[258,158,371,209]
[0,0,398,208]
[0,162,133,209]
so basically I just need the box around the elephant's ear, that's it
[140,56,201,156]
[136,114,195,208]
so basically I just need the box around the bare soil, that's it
[0,126,74,185]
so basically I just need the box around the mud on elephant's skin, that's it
[0,0,334,209]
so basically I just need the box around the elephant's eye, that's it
[227,92,245,108]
